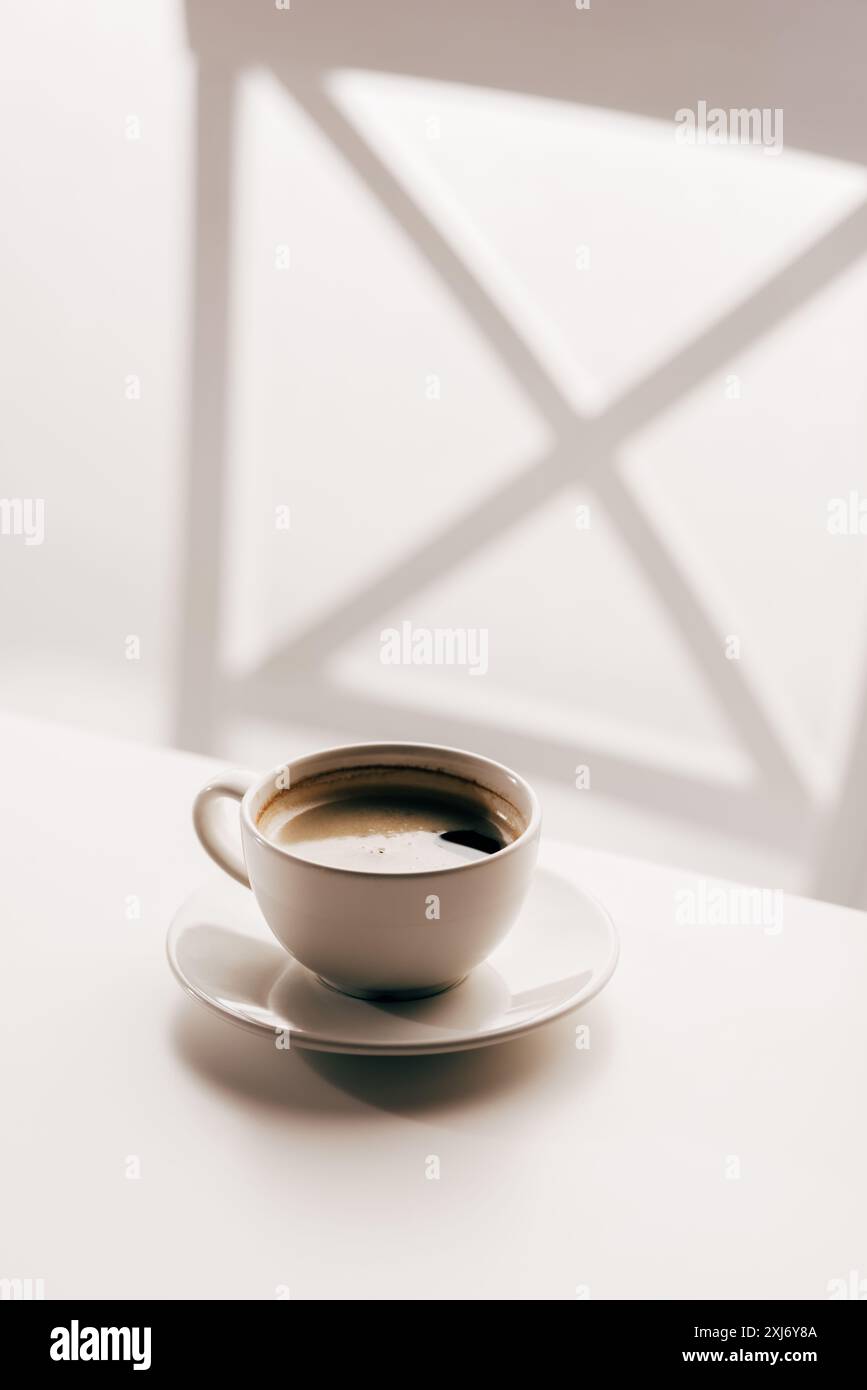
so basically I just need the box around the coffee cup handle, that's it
[193,770,257,888]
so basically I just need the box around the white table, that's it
[2,712,865,1300]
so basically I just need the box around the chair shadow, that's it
[170,994,614,1128]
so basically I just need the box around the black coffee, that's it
[256,766,523,873]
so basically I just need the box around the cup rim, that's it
[240,740,541,879]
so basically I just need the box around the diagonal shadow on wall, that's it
[177,1,867,899]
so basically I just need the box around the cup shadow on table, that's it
[171,991,614,1126]
[170,862,617,1123]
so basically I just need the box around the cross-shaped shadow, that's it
[176,0,867,903]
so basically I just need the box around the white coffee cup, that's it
[193,741,541,999]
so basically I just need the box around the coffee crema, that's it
[256,766,524,873]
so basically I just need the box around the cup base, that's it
[315,974,467,1002]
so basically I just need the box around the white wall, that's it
[0,0,193,737]
[3,1,867,902]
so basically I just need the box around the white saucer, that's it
[167,841,619,1056]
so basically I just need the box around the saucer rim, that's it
[166,846,620,1056]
